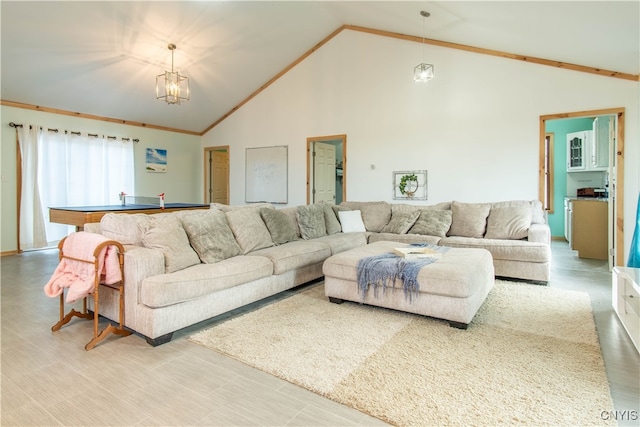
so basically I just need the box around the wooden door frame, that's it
[539,107,625,265]
[306,134,347,204]
[203,145,229,204]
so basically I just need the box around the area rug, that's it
[189,281,616,426]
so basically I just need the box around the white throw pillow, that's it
[338,210,366,233]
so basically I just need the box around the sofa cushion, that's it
[484,205,532,240]
[491,200,546,225]
[278,207,302,238]
[211,202,274,212]
[391,202,451,215]
[368,233,441,245]
[140,214,201,273]
[408,210,452,237]
[321,203,342,235]
[439,236,550,263]
[260,207,299,245]
[100,213,151,246]
[226,207,275,254]
[338,210,367,233]
[296,204,327,240]
[180,210,242,263]
[448,201,491,238]
[340,201,391,232]
[139,255,274,308]
[380,211,420,234]
[248,240,331,275]
[313,232,368,255]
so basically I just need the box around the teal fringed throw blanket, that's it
[356,244,449,302]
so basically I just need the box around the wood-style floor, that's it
[1,240,638,426]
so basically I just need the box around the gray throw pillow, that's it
[180,210,242,263]
[226,207,275,254]
[380,211,420,234]
[296,204,327,240]
[260,208,299,245]
[321,203,342,235]
[409,210,453,237]
[448,201,491,238]
[140,214,201,273]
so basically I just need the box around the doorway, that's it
[539,108,625,268]
[307,134,346,205]
[204,146,229,204]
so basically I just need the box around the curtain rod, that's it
[9,122,139,142]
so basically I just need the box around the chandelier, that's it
[414,11,435,83]
[156,43,190,105]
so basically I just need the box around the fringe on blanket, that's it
[356,244,449,302]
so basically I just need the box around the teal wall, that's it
[545,118,593,237]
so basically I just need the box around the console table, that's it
[612,267,640,353]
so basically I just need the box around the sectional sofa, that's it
[83,199,550,346]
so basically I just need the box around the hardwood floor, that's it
[1,240,638,426]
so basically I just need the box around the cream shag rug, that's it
[190,281,615,426]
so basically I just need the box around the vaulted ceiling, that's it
[1,1,638,134]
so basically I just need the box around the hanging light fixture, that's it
[156,43,190,104]
[414,11,435,83]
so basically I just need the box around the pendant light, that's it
[414,11,435,83]
[156,43,190,105]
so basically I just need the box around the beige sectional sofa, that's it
[343,200,551,283]
[84,199,550,346]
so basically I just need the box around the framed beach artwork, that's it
[393,170,427,200]
[146,148,167,172]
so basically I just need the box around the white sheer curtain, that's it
[18,126,135,249]
[17,125,47,250]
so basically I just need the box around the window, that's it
[17,126,134,249]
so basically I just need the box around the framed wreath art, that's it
[393,170,427,200]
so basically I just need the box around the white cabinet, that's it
[612,267,640,354]
[591,117,610,171]
[564,198,572,244]
[566,131,589,171]
[566,120,610,173]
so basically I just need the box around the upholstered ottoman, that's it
[322,241,494,328]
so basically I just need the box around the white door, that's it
[313,142,336,203]
[607,115,616,270]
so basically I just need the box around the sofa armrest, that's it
[528,223,550,245]
[123,246,165,305]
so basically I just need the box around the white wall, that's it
[0,106,202,253]
[202,30,639,262]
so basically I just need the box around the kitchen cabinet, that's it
[591,117,610,171]
[571,199,608,260]
[567,131,588,171]
[566,122,609,173]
